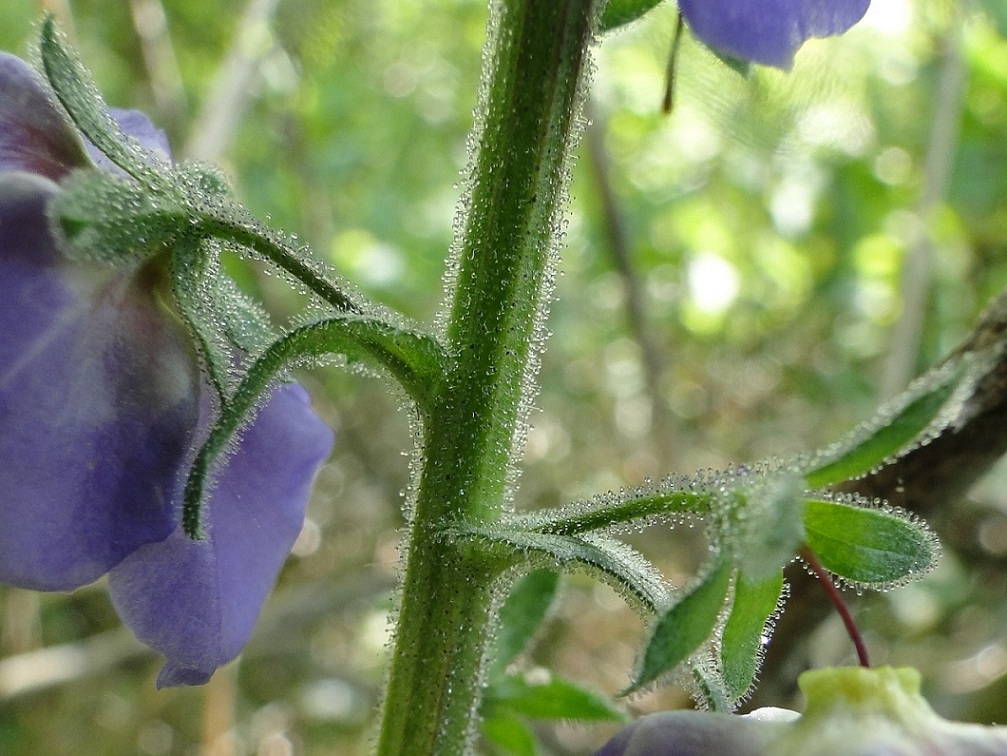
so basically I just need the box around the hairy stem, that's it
[194,212,359,313]
[375,1,600,752]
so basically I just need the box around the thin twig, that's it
[801,546,870,668]
[661,12,685,114]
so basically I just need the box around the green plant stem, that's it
[524,490,712,535]
[194,212,359,313]
[375,0,599,753]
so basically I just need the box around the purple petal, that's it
[594,710,778,756]
[679,0,871,69]
[0,173,200,590]
[111,109,171,157]
[107,383,334,686]
[0,53,89,180]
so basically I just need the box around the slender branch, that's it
[193,212,359,313]
[801,546,870,668]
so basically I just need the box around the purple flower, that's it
[680,0,872,69]
[595,667,1007,755]
[0,52,333,686]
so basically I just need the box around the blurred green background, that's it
[2,0,1007,753]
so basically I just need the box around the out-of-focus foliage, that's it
[1,0,1006,754]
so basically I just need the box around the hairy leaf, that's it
[627,560,732,694]
[804,362,962,488]
[731,474,804,580]
[802,498,937,586]
[40,16,170,185]
[721,571,785,702]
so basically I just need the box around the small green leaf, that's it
[459,527,671,616]
[804,363,962,488]
[489,570,560,679]
[627,560,733,694]
[485,674,623,722]
[721,571,785,702]
[600,0,664,31]
[802,499,938,586]
[40,16,169,185]
[480,712,538,756]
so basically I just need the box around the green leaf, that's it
[627,560,733,694]
[803,362,962,488]
[802,499,938,586]
[721,571,785,702]
[489,570,560,679]
[459,526,671,615]
[485,674,623,722]
[40,16,170,186]
[480,712,538,756]
[599,0,664,31]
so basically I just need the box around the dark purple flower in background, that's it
[0,52,333,686]
[680,0,872,68]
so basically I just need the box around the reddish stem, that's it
[801,546,871,668]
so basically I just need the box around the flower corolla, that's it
[680,0,871,68]
[0,52,333,686]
